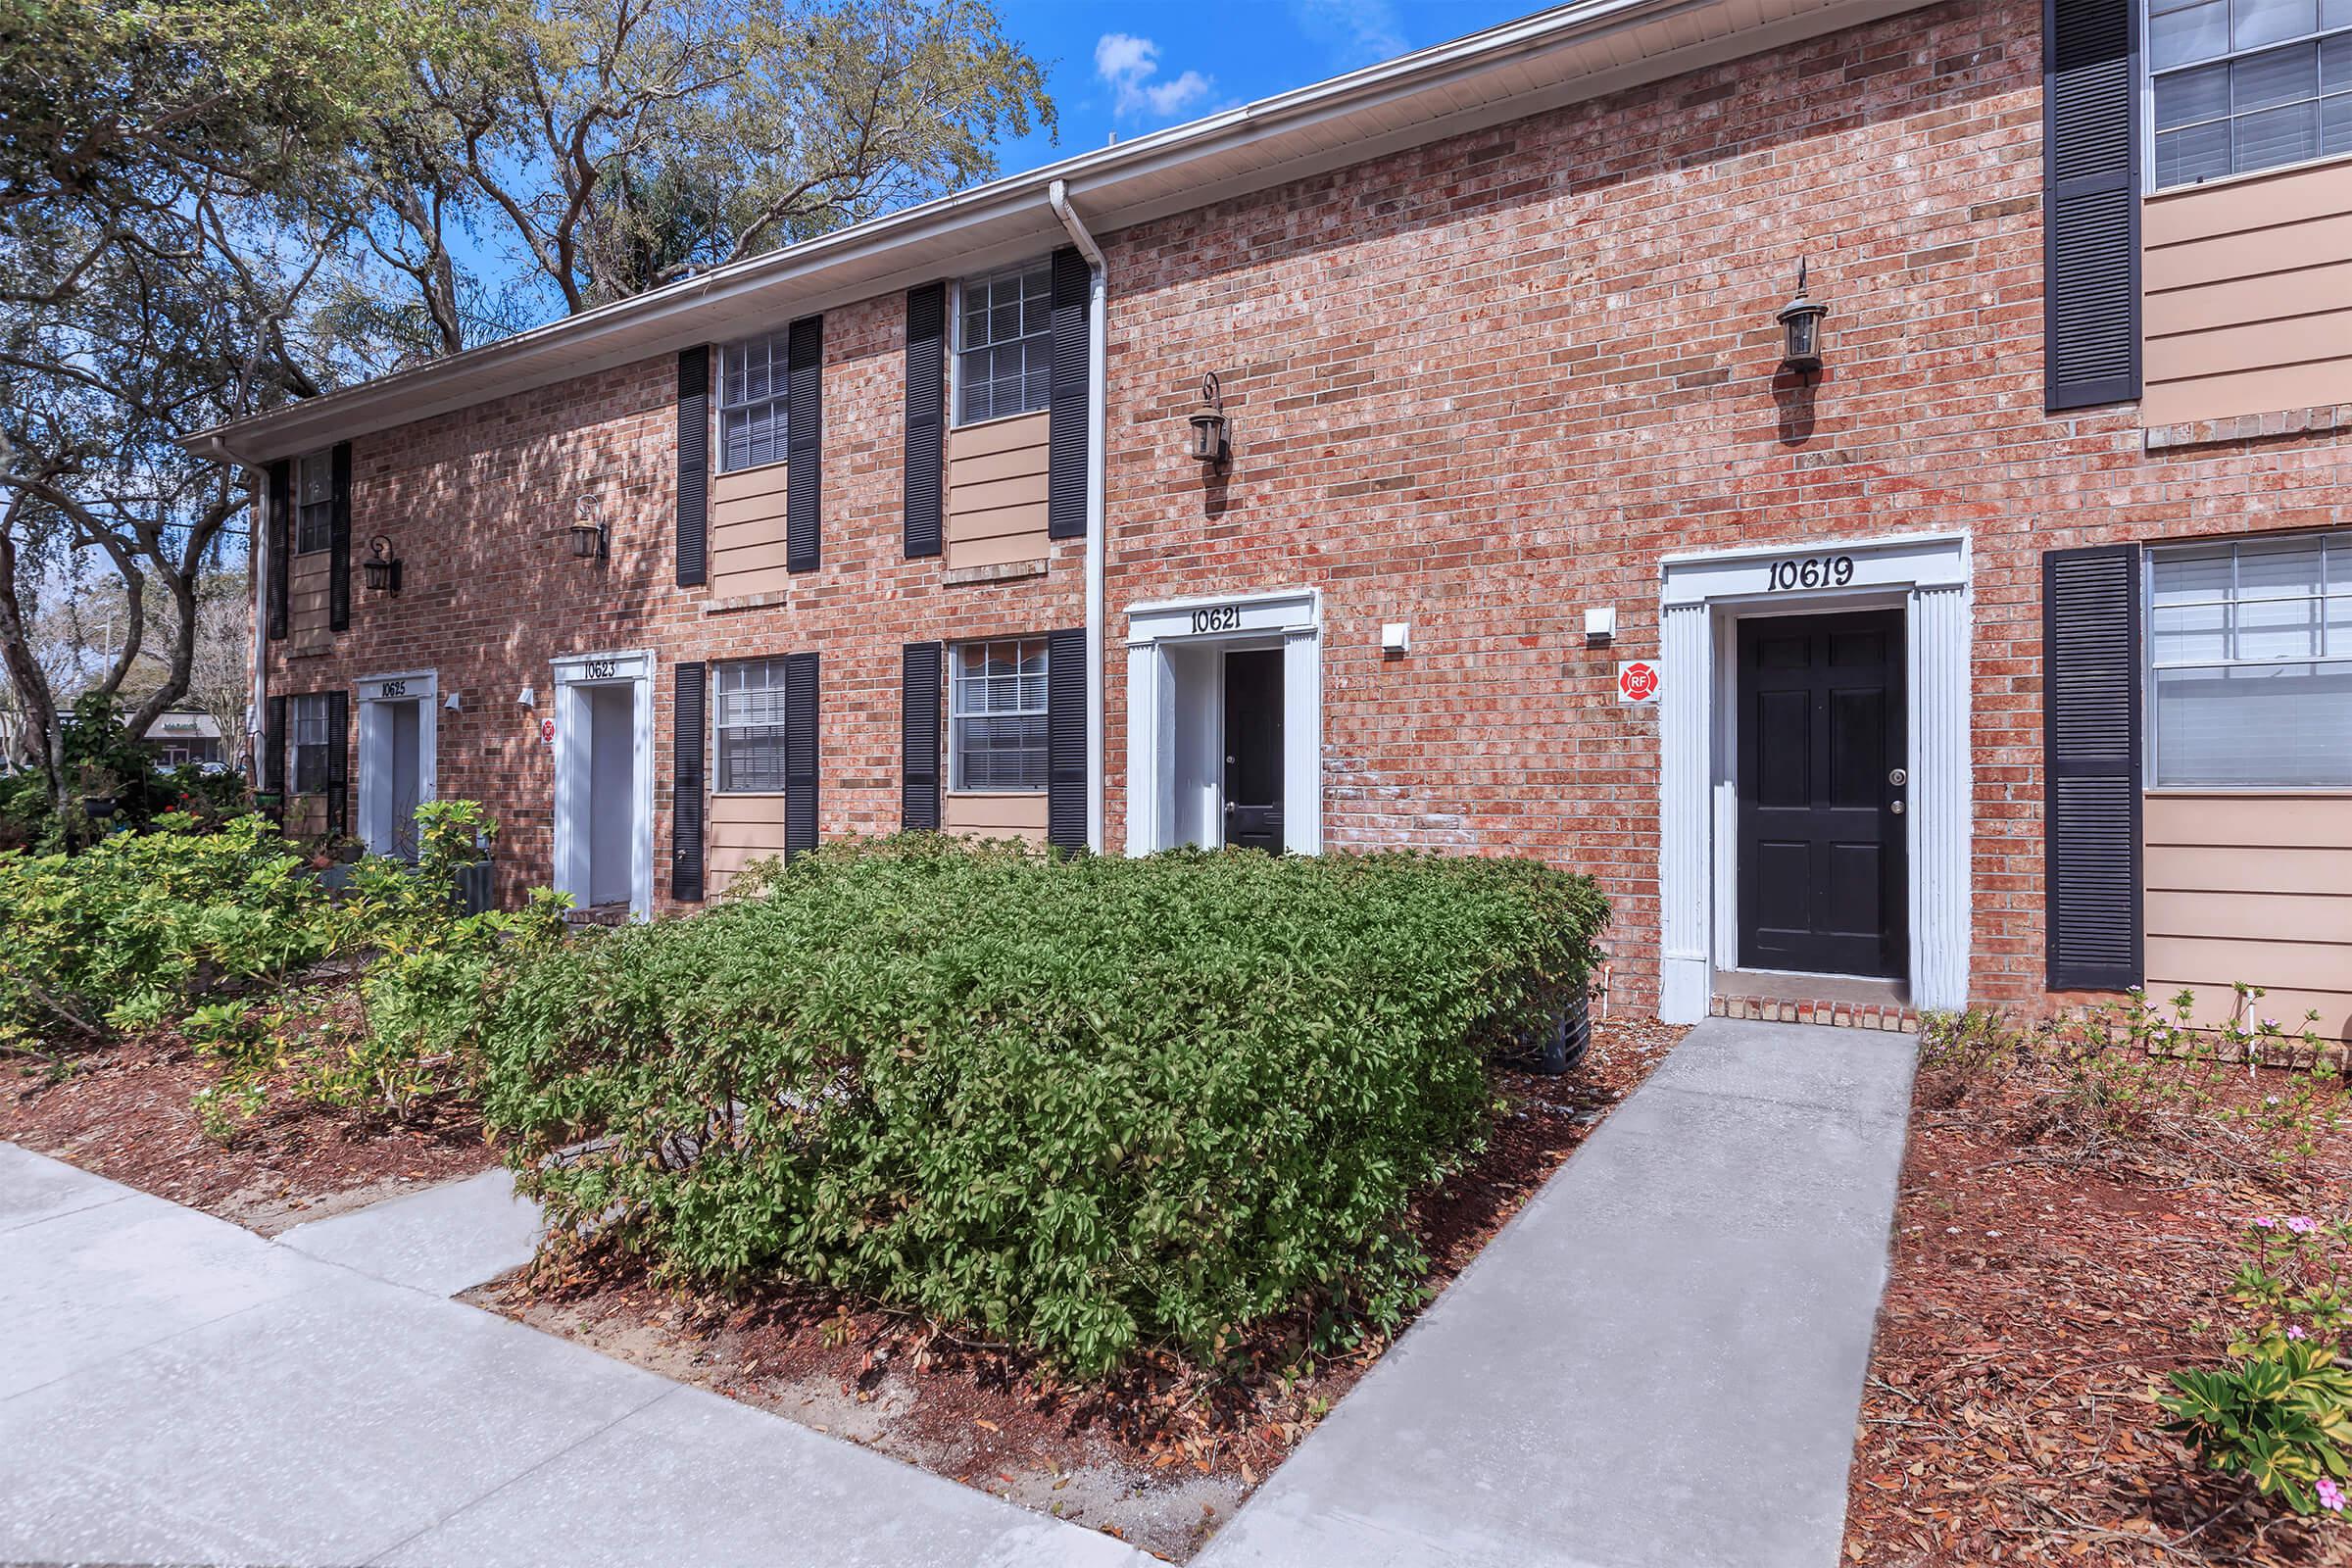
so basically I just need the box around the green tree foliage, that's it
[464,840,1609,1373]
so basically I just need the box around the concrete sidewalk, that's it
[1198,1017,1917,1568]
[0,1141,1142,1568]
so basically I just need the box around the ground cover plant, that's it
[465,837,1610,1376]
[1844,992,2352,1566]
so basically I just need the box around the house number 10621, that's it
[1767,555,1855,592]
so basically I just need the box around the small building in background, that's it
[141,711,224,769]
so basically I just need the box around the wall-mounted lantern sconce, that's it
[1187,371,1231,466]
[361,534,403,594]
[569,493,610,562]
[1776,259,1830,376]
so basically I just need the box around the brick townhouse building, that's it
[186,0,2352,1036]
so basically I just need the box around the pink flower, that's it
[2288,1217,2318,1235]
[2253,1216,2279,1230]
[2289,1326,2309,1341]
[2318,1477,2346,1514]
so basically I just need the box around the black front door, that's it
[1223,649,1284,853]
[1737,611,1907,978]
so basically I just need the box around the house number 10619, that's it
[1767,555,1855,592]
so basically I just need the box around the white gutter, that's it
[1049,179,1108,856]
[188,430,269,775]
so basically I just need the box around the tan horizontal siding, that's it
[709,463,790,597]
[2142,160,2352,427]
[2144,791,2352,1042]
[946,411,1048,572]
[290,552,334,651]
[709,792,786,896]
[945,791,1047,844]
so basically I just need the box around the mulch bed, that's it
[1842,1051,2352,1566]
[2,1027,497,1235]
[468,1014,1688,1562]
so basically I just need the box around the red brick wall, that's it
[271,0,2352,1016]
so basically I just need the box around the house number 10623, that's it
[1767,555,1855,592]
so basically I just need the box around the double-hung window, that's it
[714,658,791,792]
[294,450,335,555]
[287,693,336,794]
[2147,530,2352,785]
[719,329,791,472]
[956,260,1053,425]
[2150,0,2352,188]
[951,638,1048,791]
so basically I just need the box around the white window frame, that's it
[294,449,335,556]
[717,328,791,474]
[954,258,1054,426]
[712,657,794,795]
[2143,528,2352,790]
[286,692,336,795]
[950,637,1049,793]
[2143,0,2352,193]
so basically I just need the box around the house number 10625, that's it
[1767,555,1855,592]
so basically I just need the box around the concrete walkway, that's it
[0,1141,1142,1568]
[1197,1017,1917,1568]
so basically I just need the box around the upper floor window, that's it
[719,329,790,472]
[2150,0,2352,188]
[951,637,1048,791]
[294,450,335,554]
[956,259,1052,425]
[2147,531,2352,786]
[713,657,791,792]
[287,693,337,794]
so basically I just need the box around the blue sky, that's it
[985,0,1539,173]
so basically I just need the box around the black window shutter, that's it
[786,316,822,574]
[262,694,286,791]
[904,284,947,560]
[325,689,350,839]
[902,642,943,831]
[672,661,707,902]
[1046,625,1086,853]
[267,461,290,641]
[1047,246,1091,541]
[327,443,353,631]
[676,347,710,586]
[2043,0,2140,412]
[2044,544,2143,990]
[785,651,819,855]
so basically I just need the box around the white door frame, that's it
[1656,531,1972,1022]
[551,648,657,919]
[355,669,437,858]
[1124,587,1321,857]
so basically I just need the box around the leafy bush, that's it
[465,838,1608,1374]
[2162,1216,2352,1517]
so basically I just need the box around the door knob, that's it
[1224,801,1235,814]
[1890,800,1905,815]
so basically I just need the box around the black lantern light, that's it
[1187,371,1230,466]
[569,493,609,562]
[1776,259,1830,375]
[361,534,403,593]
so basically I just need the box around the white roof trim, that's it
[187,0,1928,464]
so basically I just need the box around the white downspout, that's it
[1049,179,1107,854]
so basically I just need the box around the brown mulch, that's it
[1841,1052,2352,1567]
[467,1015,1688,1561]
[2,1028,497,1236]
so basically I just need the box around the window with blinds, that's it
[718,329,791,471]
[287,692,336,793]
[714,657,793,793]
[294,450,335,554]
[956,260,1053,424]
[2147,531,2352,785]
[951,638,1048,791]
[2151,0,2352,188]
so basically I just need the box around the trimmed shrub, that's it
[468,838,1608,1373]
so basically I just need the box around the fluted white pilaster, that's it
[1908,582,1972,1011]
[1657,602,1715,1023]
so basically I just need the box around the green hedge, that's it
[470,839,1609,1373]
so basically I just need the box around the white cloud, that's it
[1289,0,1408,69]
[1095,31,1214,122]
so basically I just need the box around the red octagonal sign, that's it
[1617,659,1660,706]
